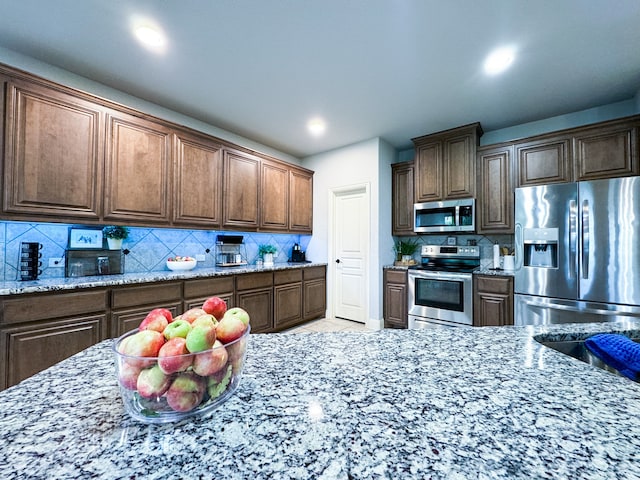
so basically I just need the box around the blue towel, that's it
[585,334,640,380]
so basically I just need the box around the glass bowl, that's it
[113,325,250,423]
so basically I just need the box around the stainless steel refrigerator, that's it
[514,176,640,326]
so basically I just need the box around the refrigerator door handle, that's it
[582,199,589,279]
[569,199,577,279]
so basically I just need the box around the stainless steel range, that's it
[408,244,480,329]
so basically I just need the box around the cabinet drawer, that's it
[111,282,182,309]
[274,268,302,285]
[183,276,235,299]
[385,269,407,285]
[1,289,108,325]
[475,275,513,295]
[236,272,273,291]
[303,266,326,281]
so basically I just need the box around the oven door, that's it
[408,270,473,327]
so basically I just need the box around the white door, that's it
[331,184,369,323]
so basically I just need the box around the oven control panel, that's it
[420,245,479,258]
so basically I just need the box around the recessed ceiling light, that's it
[307,118,326,136]
[134,24,166,50]
[483,47,515,75]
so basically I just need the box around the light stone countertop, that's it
[0,321,639,479]
[0,262,327,296]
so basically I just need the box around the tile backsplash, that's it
[0,221,311,282]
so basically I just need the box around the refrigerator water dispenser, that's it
[523,228,558,268]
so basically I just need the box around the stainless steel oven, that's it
[408,245,479,329]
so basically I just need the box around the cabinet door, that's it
[477,146,514,234]
[383,270,407,329]
[236,288,273,333]
[391,161,415,236]
[104,111,172,223]
[0,314,107,390]
[3,79,103,219]
[260,159,289,231]
[573,122,638,181]
[414,141,442,202]
[516,136,571,186]
[473,275,514,327]
[303,278,326,321]
[274,283,303,330]
[173,132,223,227]
[289,169,313,233]
[444,133,475,199]
[223,149,260,230]
[111,303,182,338]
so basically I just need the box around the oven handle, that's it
[408,270,473,281]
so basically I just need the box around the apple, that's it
[118,330,165,367]
[137,364,171,398]
[216,307,250,343]
[202,296,227,320]
[207,364,233,399]
[185,324,217,353]
[165,373,205,412]
[191,314,218,329]
[192,340,228,376]
[163,319,192,340]
[158,337,192,374]
[138,308,170,333]
[118,361,142,390]
[181,308,207,324]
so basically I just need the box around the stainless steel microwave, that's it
[414,198,475,233]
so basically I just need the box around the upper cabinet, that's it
[0,64,313,233]
[173,132,223,227]
[391,161,415,236]
[477,145,514,234]
[413,122,482,202]
[3,78,103,220]
[104,111,172,223]
[515,135,572,187]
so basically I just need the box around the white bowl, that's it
[166,259,197,271]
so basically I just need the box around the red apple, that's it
[158,337,192,374]
[165,373,205,412]
[192,314,217,329]
[138,308,170,333]
[192,340,228,376]
[118,330,165,367]
[181,308,207,324]
[118,361,142,390]
[216,307,250,343]
[137,364,171,398]
[202,296,227,320]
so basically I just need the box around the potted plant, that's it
[103,225,129,250]
[258,244,277,266]
[393,239,419,264]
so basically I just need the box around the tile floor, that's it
[282,317,374,334]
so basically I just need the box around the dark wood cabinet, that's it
[183,276,235,312]
[110,282,182,337]
[516,135,572,187]
[413,123,481,202]
[391,161,415,236]
[273,269,303,330]
[235,272,273,333]
[173,132,223,227]
[303,266,327,321]
[3,78,103,220]
[104,110,172,223]
[260,159,289,231]
[473,275,514,327]
[289,168,314,233]
[383,269,408,329]
[477,145,514,233]
[0,289,109,390]
[222,148,260,230]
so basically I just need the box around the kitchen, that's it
[1,2,640,479]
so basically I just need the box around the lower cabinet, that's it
[236,272,274,333]
[383,269,408,329]
[183,276,235,311]
[302,266,327,321]
[0,289,109,390]
[473,275,514,327]
[110,282,183,337]
[274,269,303,330]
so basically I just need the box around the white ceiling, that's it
[0,0,639,158]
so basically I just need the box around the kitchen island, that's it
[1,322,639,479]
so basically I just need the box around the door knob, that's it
[335,259,341,263]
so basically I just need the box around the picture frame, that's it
[68,227,104,249]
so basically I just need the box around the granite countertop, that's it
[0,262,327,296]
[1,322,639,479]
[474,267,515,277]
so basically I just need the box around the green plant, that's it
[394,239,419,256]
[258,244,277,256]
[102,225,130,240]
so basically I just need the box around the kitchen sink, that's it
[534,335,640,382]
